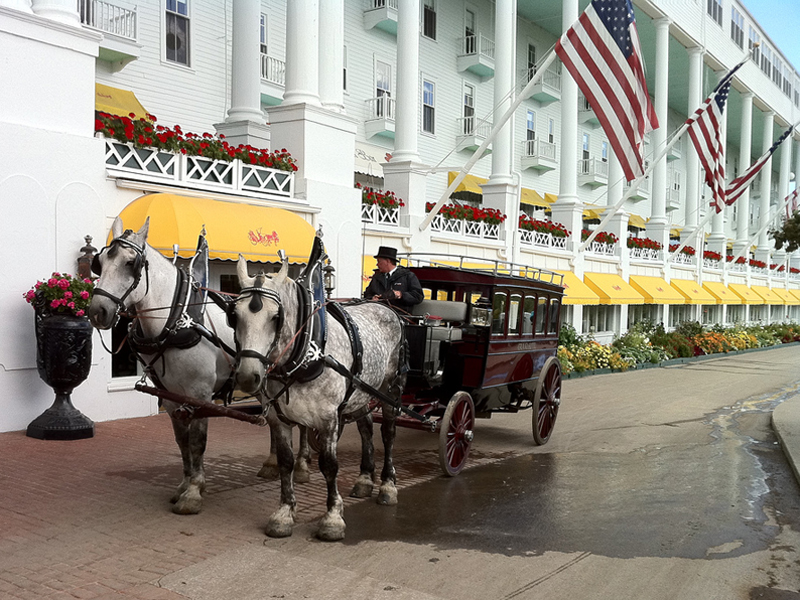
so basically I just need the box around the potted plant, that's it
[23,273,95,440]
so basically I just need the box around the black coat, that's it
[363,266,424,310]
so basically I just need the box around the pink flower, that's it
[84,278,92,284]
[76,310,85,317]
[67,302,75,309]
[47,278,57,287]
[80,291,90,300]
[24,290,36,303]
[58,279,70,290]
[50,299,61,308]
[63,291,73,299]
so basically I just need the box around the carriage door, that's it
[375,60,392,118]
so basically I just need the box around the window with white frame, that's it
[582,132,590,160]
[730,7,744,48]
[527,43,536,81]
[548,118,555,144]
[582,305,614,334]
[526,110,536,141]
[773,55,782,87]
[343,46,348,91]
[601,141,608,162]
[422,0,436,40]
[749,27,761,65]
[260,13,267,54]
[463,83,475,134]
[707,0,722,25]
[669,305,694,328]
[761,45,771,76]
[166,0,189,66]
[783,65,792,97]
[422,80,435,134]
[376,60,391,117]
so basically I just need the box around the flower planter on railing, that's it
[104,141,294,199]
[629,247,661,261]
[586,241,616,256]
[519,229,568,250]
[361,203,400,227]
[431,214,500,241]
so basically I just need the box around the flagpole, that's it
[418,51,559,232]
[727,190,798,266]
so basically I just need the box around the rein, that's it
[93,237,149,318]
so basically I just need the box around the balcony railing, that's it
[703,258,722,270]
[365,96,396,121]
[519,229,568,250]
[368,0,398,8]
[460,34,495,60]
[104,140,294,199]
[523,139,556,161]
[260,54,286,86]
[430,214,500,241]
[585,241,616,256]
[361,204,400,227]
[78,0,136,40]
[629,247,661,262]
[457,116,491,138]
[579,157,609,178]
[671,253,694,266]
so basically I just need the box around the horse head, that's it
[233,253,292,394]
[88,216,150,330]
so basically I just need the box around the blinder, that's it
[91,235,148,315]
[232,285,285,368]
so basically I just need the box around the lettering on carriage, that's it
[517,342,536,351]
[248,229,280,247]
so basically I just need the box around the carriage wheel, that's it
[438,391,475,477]
[532,357,561,445]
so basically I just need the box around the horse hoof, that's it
[294,468,311,484]
[265,520,294,538]
[376,483,398,506]
[257,464,280,480]
[317,518,346,542]
[172,495,203,515]
[349,480,374,498]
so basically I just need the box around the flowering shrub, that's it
[581,229,618,245]
[627,236,662,250]
[357,184,404,209]
[749,259,767,269]
[726,255,746,264]
[425,202,506,225]
[518,215,570,238]
[24,273,94,318]
[703,250,723,261]
[669,243,695,256]
[769,264,786,272]
[96,112,298,172]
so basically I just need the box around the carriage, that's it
[373,254,565,476]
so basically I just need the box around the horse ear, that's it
[135,217,150,242]
[273,252,289,283]
[237,254,254,287]
[111,216,124,240]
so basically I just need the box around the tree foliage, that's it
[769,211,800,253]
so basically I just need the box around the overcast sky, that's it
[744,0,800,69]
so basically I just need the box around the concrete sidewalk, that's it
[773,394,800,485]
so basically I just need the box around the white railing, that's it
[519,229,568,250]
[430,214,500,240]
[667,183,681,205]
[578,157,609,178]
[365,96,396,121]
[460,34,495,60]
[78,0,136,40]
[361,203,400,227]
[728,262,746,272]
[703,258,722,270]
[627,176,652,194]
[367,0,398,8]
[457,116,491,138]
[260,54,286,86]
[629,247,661,261]
[671,253,694,266]
[751,266,769,275]
[586,242,616,256]
[523,139,556,160]
[104,140,294,199]
[524,66,561,91]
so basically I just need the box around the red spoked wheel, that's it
[438,391,475,477]
[532,357,561,445]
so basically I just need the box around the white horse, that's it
[233,254,405,541]
[88,217,311,515]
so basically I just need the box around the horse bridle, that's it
[230,285,285,369]
[91,236,149,317]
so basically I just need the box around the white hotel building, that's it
[1,0,799,431]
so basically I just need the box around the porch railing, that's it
[430,214,500,241]
[78,0,136,40]
[519,229,567,250]
[365,96,396,121]
[260,54,286,86]
[460,33,495,60]
[629,247,661,261]
[361,203,400,227]
[523,139,556,160]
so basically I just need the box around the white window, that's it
[376,60,392,117]
[730,7,744,48]
[422,0,436,40]
[422,80,435,134]
[464,9,476,53]
[343,46,347,91]
[707,0,722,25]
[166,0,189,66]
[527,43,536,81]
[463,83,475,134]
[260,13,267,54]
[749,27,761,66]
[548,118,555,144]
[761,46,771,75]
[526,110,536,141]
[582,133,590,160]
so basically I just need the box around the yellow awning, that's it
[628,213,647,229]
[771,288,800,305]
[670,278,716,305]
[670,227,683,237]
[95,83,149,119]
[448,172,487,194]
[583,208,603,220]
[520,188,550,207]
[584,273,645,304]
[702,281,742,305]
[790,289,800,304]
[629,275,686,304]
[544,193,558,204]
[751,285,784,304]
[554,271,600,305]
[116,193,315,263]
[728,283,763,305]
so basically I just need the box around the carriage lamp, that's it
[323,262,336,299]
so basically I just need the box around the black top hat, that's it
[374,246,398,261]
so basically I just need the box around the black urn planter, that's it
[27,312,95,440]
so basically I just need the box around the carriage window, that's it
[437,289,449,300]
[508,293,522,335]
[548,299,560,334]
[423,288,432,299]
[535,297,548,334]
[491,292,507,335]
[522,296,536,334]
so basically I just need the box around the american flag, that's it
[555,0,658,182]
[684,61,745,213]
[725,125,794,207]
[785,188,799,220]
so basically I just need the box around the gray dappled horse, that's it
[88,217,311,515]
[233,254,405,541]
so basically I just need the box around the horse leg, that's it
[294,425,311,484]
[265,413,296,538]
[167,410,208,515]
[257,424,280,480]
[316,421,346,541]
[376,405,398,506]
[349,413,375,498]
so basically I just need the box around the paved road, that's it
[3,346,800,599]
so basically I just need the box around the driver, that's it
[364,246,423,312]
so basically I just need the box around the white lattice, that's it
[185,156,236,188]
[105,141,176,179]
[587,241,615,256]
[241,164,293,197]
[361,204,400,227]
[431,214,500,241]
[671,253,694,265]
[703,258,722,270]
[630,247,660,261]
[464,221,482,237]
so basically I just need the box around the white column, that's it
[319,0,345,112]
[647,18,670,250]
[226,0,264,123]
[30,0,79,25]
[488,0,514,185]
[791,139,800,271]
[684,47,704,233]
[283,0,321,107]
[391,0,420,163]
[734,92,754,257]
[757,111,775,258]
